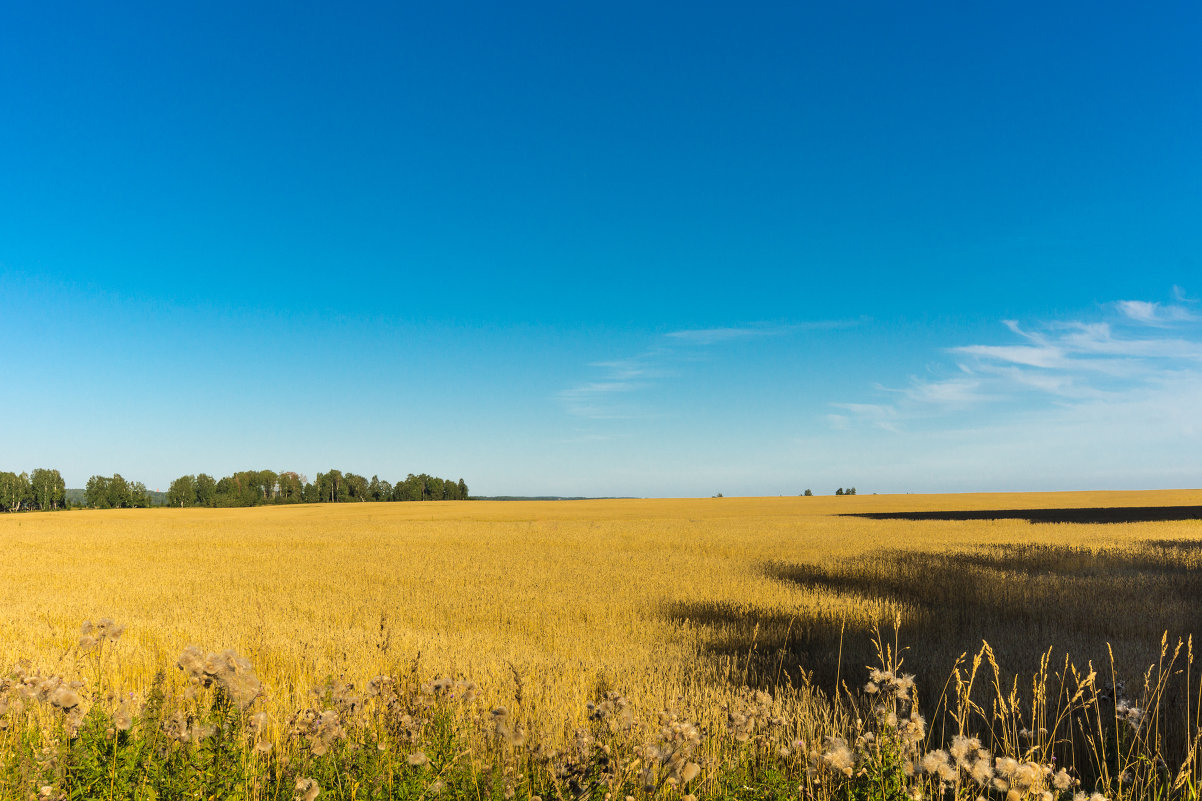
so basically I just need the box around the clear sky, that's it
[3,2,1201,496]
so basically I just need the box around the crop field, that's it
[3,490,1202,800]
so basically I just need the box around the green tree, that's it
[130,481,153,508]
[107,474,132,508]
[85,475,109,508]
[393,474,422,502]
[345,472,369,501]
[195,474,217,507]
[426,476,445,500]
[255,470,278,503]
[0,472,31,511]
[167,475,197,507]
[803,489,813,496]
[315,470,349,503]
[301,480,319,503]
[86,474,132,508]
[277,472,304,503]
[30,468,65,510]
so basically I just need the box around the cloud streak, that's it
[1117,300,1199,326]
[557,377,644,420]
[560,319,856,419]
[830,291,1202,433]
[665,326,773,345]
[666,319,864,345]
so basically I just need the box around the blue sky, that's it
[3,2,1201,496]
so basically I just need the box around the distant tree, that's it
[345,472,369,500]
[426,476,444,500]
[803,489,813,496]
[167,475,197,507]
[314,470,351,503]
[30,468,65,510]
[108,474,132,508]
[217,471,265,506]
[393,474,421,502]
[129,481,153,508]
[256,470,278,503]
[85,475,108,508]
[301,481,320,503]
[457,478,469,499]
[215,474,247,506]
[332,470,348,502]
[835,488,844,496]
[847,487,857,496]
[0,471,31,511]
[86,474,132,508]
[277,472,304,503]
[195,474,217,507]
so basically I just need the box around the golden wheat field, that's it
[3,490,1202,747]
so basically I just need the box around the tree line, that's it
[0,469,67,511]
[0,466,470,511]
[164,469,469,508]
[84,474,157,508]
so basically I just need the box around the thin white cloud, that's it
[829,402,899,432]
[829,292,1202,437]
[586,358,665,380]
[559,381,638,397]
[951,344,1067,369]
[973,364,1090,398]
[903,377,989,406]
[557,380,641,419]
[1117,300,1198,326]
[562,319,856,419]
[665,326,771,345]
[825,413,850,430]
[666,319,862,345]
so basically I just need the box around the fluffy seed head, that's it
[294,778,320,801]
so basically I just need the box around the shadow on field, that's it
[844,506,1202,524]
[666,541,1202,701]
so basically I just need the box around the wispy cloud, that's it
[560,319,856,419]
[665,326,773,345]
[951,344,1068,369]
[586,357,668,381]
[1116,299,1198,326]
[828,402,899,432]
[666,319,862,345]
[557,378,643,420]
[828,291,1202,434]
[902,377,990,407]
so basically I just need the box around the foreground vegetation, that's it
[3,619,1196,801]
[2,492,1201,800]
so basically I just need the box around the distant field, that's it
[3,490,1202,746]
